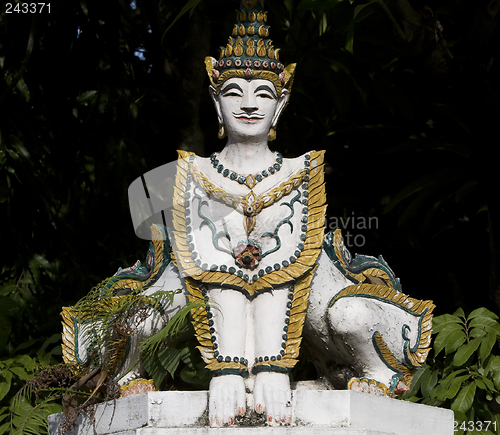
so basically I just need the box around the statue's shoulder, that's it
[177,150,196,160]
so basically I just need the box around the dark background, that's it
[1,0,499,372]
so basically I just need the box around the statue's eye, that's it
[256,92,274,99]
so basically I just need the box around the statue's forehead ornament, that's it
[205,0,296,96]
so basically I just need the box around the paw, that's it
[209,375,246,427]
[347,377,390,396]
[253,372,292,425]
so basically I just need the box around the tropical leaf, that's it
[451,382,476,414]
[453,338,481,367]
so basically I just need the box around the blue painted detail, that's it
[290,256,296,263]
[322,230,402,291]
[229,267,236,274]
[252,274,258,281]
[195,189,233,256]
[223,168,230,177]
[237,270,243,277]
[230,172,237,180]
[220,265,227,272]
[255,174,263,182]
[282,260,289,267]
[274,263,280,270]
[269,166,275,174]
[300,234,306,241]
[260,189,301,259]
[201,263,208,270]
[217,164,224,173]
[243,274,249,281]
[258,269,265,277]
[191,252,198,259]
[265,266,272,273]
[210,264,218,272]
[238,176,245,184]
[295,250,301,257]
[262,170,269,177]
[298,243,304,250]
[402,309,426,367]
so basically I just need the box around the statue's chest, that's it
[186,181,309,277]
[170,151,325,297]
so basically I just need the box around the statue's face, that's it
[211,78,289,142]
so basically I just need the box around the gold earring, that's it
[268,127,276,141]
[218,123,226,139]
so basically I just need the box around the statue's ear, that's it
[209,85,223,125]
[272,88,290,128]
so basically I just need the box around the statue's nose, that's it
[241,92,258,111]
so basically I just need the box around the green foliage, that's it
[403,308,500,434]
[140,303,212,389]
[0,337,64,435]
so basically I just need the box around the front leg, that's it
[252,289,292,424]
[208,289,248,426]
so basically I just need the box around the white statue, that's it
[61,0,434,428]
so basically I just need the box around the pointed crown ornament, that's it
[205,0,296,96]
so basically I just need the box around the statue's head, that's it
[205,0,296,142]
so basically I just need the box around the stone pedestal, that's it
[48,390,453,435]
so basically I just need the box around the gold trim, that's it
[373,332,414,389]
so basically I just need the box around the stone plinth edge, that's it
[48,390,454,435]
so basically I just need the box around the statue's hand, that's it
[209,375,246,426]
[254,372,292,424]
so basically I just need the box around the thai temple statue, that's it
[61,0,434,427]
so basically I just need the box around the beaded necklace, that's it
[209,151,283,190]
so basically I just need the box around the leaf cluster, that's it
[403,308,500,434]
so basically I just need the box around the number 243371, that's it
[454,421,497,432]
[5,3,51,13]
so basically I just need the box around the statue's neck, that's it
[218,141,275,176]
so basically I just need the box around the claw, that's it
[268,416,273,423]
[256,404,263,414]
[228,417,234,426]
[238,406,245,416]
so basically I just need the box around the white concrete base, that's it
[48,390,453,435]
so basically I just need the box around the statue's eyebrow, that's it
[254,84,276,96]
[221,83,243,93]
